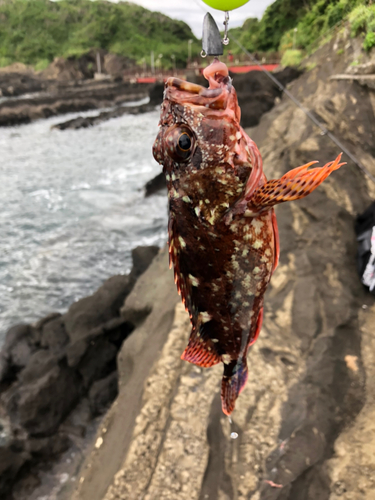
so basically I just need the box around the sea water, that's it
[0,106,168,344]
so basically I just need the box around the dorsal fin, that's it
[181,327,221,368]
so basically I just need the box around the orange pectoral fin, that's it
[251,154,346,211]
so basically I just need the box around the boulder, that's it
[3,363,81,436]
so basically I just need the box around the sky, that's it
[125,0,276,37]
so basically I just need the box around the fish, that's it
[152,58,345,416]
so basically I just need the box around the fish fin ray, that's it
[250,154,345,210]
[181,327,221,368]
[271,209,279,274]
[249,307,264,347]
[221,359,248,416]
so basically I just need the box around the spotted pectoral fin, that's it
[181,327,221,368]
[250,154,345,211]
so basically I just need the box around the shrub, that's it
[281,49,303,67]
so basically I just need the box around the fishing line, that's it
[230,36,375,184]
[191,0,375,184]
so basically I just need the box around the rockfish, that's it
[152,59,344,415]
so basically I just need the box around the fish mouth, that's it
[166,59,231,100]
[166,78,223,99]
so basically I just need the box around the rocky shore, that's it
[1,32,375,500]
[0,245,159,500]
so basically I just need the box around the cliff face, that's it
[73,33,375,500]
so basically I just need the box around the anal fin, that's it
[250,154,345,211]
[181,328,221,368]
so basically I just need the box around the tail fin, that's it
[221,359,249,416]
[251,153,345,211]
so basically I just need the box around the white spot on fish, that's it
[253,267,261,275]
[222,354,231,364]
[251,219,264,235]
[252,239,263,249]
[200,311,212,323]
[189,274,199,287]
[178,236,186,248]
[182,196,192,203]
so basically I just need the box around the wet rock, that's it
[144,172,166,197]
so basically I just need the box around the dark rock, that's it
[77,337,117,388]
[0,324,36,383]
[0,79,148,127]
[144,172,166,197]
[3,363,81,436]
[26,433,70,458]
[89,371,118,416]
[40,314,69,354]
[230,66,302,128]
[64,274,135,346]
[18,350,60,383]
[0,445,30,499]
[0,244,159,497]
[51,102,156,131]
[131,245,159,278]
[149,81,164,105]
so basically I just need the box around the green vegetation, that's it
[230,0,375,64]
[281,49,303,67]
[0,0,200,69]
[349,4,375,50]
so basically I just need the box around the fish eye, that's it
[178,133,191,152]
[165,126,195,162]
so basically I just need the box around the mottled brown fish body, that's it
[153,59,345,415]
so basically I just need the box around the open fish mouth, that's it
[164,59,240,118]
[166,78,223,99]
